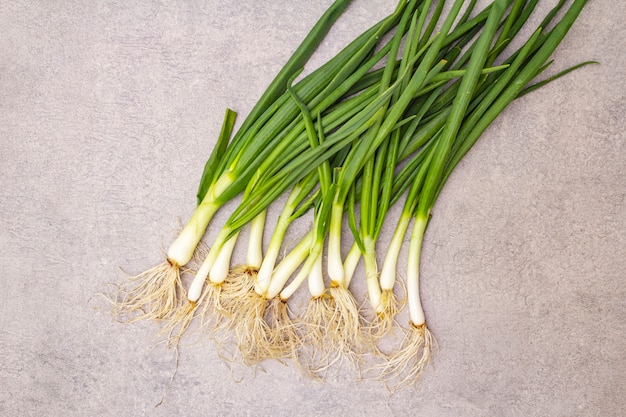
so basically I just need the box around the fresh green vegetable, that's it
[114,0,593,386]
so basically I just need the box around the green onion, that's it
[378,0,590,388]
[113,0,593,384]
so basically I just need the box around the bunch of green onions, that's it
[114,0,593,385]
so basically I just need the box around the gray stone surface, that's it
[1,1,624,416]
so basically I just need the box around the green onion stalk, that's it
[212,73,400,363]
[162,86,380,348]
[250,0,488,368]
[159,0,424,352]
[341,0,508,328]
[112,0,355,323]
[160,0,410,338]
[228,0,517,369]
[180,80,393,350]
[298,0,424,366]
[334,0,495,326]
[336,1,419,352]
[352,0,439,338]
[317,0,467,358]
[379,0,590,388]
[379,0,525,385]
[219,96,335,364]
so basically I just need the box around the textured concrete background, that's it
[1,0,624,416]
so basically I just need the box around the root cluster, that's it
[112,264,436,388]
[377,322,436,391]
[367,288,403,341]
[112,261,184,322]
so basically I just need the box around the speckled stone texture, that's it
[1,1,624,416]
